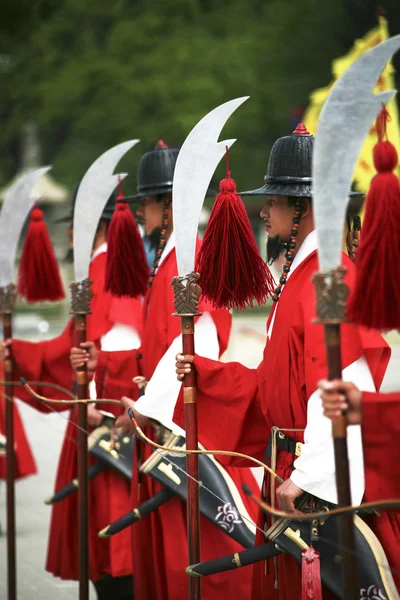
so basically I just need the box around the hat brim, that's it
[240,183,313,197]
[125,185,216,204]
[54,210,115,224]
[125,185,173,203]
[240,183,364,201]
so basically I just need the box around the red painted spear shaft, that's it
[181,315,201,600]
[3,313,16,600]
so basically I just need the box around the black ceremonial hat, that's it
[241,124,363,203]
[128,140,179,201]
[55,181,116,223]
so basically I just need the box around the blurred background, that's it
[1,4,400,597]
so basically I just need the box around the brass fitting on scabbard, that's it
[98,526,110,539]
[185,566,203,577]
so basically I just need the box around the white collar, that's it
[157,231,175,271]
[267,230,317,338]
[91,242,107,263]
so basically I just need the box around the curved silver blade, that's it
[313,35,400,272]
[173,97,249,277]
[73,140,140,282]
[0,167,51,287]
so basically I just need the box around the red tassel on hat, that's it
[104,178,149,298]
[348,106,400,331]
[196,147,275,310]
[18,205,65,303]
[301,547,322,600]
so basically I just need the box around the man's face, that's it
[260,195,294,242]
[136,195,164,236]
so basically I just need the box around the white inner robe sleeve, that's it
[101,324,141,351]
[290,355,375,504]
[134,313,219,436]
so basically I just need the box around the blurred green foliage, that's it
[1,0,400,198]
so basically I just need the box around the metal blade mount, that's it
[0,167,51,287]
[73,140,140,283]
[173,97,249,277]
[313,35,400,273]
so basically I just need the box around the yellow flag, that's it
[303,16,400,192]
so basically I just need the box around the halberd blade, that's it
[73,140,140,282]
[313,35,400,272]
[0,167,51,287]
[173,97,249,277]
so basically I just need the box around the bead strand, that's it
[272,200,302,302]
[148,200,170,288]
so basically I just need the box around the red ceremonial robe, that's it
[362,391,400,499]
[103,241,260,600]
[0,360,36,480]
[360,390,400,589]
[174,250,398,597]
[10,250,143,582]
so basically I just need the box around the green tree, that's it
[1,0,398,197]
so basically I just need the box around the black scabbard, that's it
[44,461,104,505]
[186,542,282,577]
[98,487,174,538]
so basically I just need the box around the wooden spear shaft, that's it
[324,323,357,598]
[181,315,201,600]
[3,312,16,600]
[314,267,357,598]
[75,313,89,600]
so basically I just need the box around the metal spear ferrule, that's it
[171,272,203,317]
[0,284,17,315]
[313,266,349,324]
[70,278,93,315]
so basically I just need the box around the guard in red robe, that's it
[0,187,143,599]
[104,142,260,600]
[0,360,36,481]
[174,127,399,597]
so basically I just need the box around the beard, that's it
[266,234,287,265]
[148,226,162,251]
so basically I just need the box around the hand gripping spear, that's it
[0,167,51,600]
[70,140,139,600]
[312,35,400,598]
[171,96,248,600]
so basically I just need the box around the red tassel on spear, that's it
[196,146,275,310]
[18,204,65,303]
[104,176,149,298]
[348,106,400,331]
